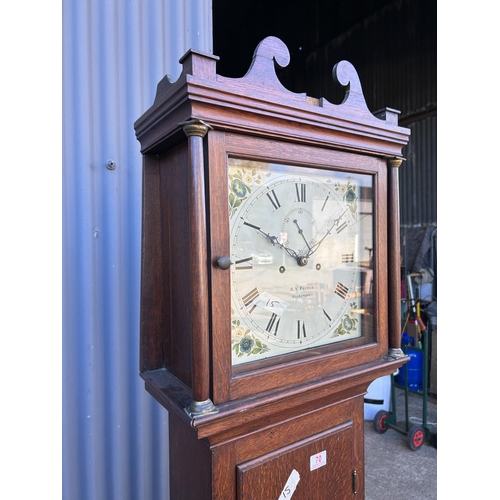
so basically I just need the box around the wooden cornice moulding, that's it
[134,36,410,157]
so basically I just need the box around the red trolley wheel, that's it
[373,410,390,434]
[407,425,426,450]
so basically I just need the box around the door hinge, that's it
[352,469,358,494]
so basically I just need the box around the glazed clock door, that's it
[228,157,374,367]
[208,132,388,403]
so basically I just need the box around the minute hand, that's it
[305,209,348,257]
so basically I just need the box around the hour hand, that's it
[243,220,300,261]
[242,221,276,245]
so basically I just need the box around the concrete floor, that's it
[364,386,437,499]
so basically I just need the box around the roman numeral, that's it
[323,308,332,322]
[297,320,307,339]
[235,256,253,270]
[266,313,280,335]
[243,220,260,231]
[242,287,259,313]
[266,189,281,210]
[342,253,354,263]
[336,221,348,233]
[321,195,329,211]
[334,282,349,299]
[295,183,306,202]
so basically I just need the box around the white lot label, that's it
[254,292,289,316]
[278,469,300,499]
[310,450,327,471]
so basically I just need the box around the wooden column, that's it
[387,157,405,358]
[182,119,218,416]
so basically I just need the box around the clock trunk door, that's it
[237,425,358,499]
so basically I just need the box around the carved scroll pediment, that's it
[216,36,305,102]
[215,36,391,124]
[137,36,408,155]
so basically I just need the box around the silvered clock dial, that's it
[228,158,374,366]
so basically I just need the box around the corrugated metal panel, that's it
[400,116,437,227]
[62,2,212,499]
[295,0,437,119]
[278,0,437,229]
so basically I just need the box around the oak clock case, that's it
[227,158,374,366]
[134,36,411,500]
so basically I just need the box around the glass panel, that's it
[228,158,374,366]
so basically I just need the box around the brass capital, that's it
[388,157,404,168]
[180,119,212,138]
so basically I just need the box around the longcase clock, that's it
[134,36,410,500]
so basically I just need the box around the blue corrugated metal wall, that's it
[62,2,212,498]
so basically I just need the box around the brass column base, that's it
[185,398,219,418]
[385,347,406,359]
